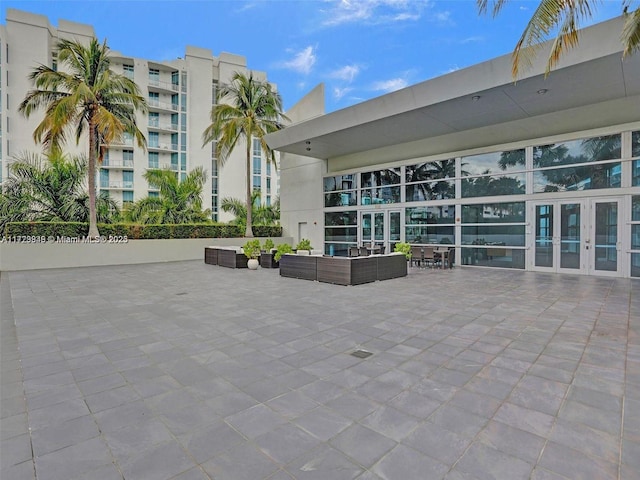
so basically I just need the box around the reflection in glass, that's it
[461,173,526,197]
[461,225,525,246]
[462,149,525,176]
[633,161,640,187]
[405,159,456,182]
[633,196,640,221]
[632,225,640,250]
[461,202,525,223]
[633,131,640,157]
[533,163,621,192]
[323,175,356,192]
[632,253,640,278]
[535,204,554,267]
[374,213,384,241]
[324,243,351,257]
[325,227,358,242]
[389,212,401,243]
[405,226,454,244]
[594,202,618,272]
[325,211,357,226]
[361,186,401,205]
[533,135,621,168]
[325,192,357,207]
[406,180,455,201]
[461,247,525,269]
[361,168,401,188]
[560,204,580,269]
[406,206,455,225]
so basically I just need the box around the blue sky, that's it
[2,0,625,112]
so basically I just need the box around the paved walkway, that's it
[1,261,638,480]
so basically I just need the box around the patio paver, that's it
[1,261,638,479]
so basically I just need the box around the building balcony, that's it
[161,163,180,171]
[148,121,179,133]
[102,159,134,169]
[148,99,179,112]
[148,143,179,152]
[148,79,180,93]
[100,181,134,190]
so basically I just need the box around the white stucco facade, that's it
[0,8,279,221]
[267,16,640,278]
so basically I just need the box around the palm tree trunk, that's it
[87,118,100,238]
[245,137,253,238]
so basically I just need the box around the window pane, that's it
[461,247,525,269]
[406,206,455,225]
[325,211,357,226]
[462,149,525,176]
[361,168,401,187]
[461,225,526,246]
[361,186,401,205]
[324,175,356,192]
[325,192,357,207]
[633,161,640,187]
[405,159,455,182]
[405,225,454,244]
[533,162,621,192]
[633,131,640,157]
[633,196,640,221]
[325,243,352,257]
[461,202,525,223]
[461,173,526,197]
[325,227,358,242]
[533,134,621,168]
[406,180,455,201]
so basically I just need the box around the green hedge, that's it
[4,222,282,239]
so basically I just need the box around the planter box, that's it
[204,246,219,265]
[316,256,378,285]
[377,253,408,280]
[260,252,279,269]
[217,248,248,268]
[279,254,317,280]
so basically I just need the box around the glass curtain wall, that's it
[322,131,634,272]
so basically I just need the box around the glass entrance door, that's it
[360,209,401,254]
[531,198,622,276]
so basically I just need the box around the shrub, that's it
[394,242,412,260]
[295,238,313,251]
[252,225,282,237]
[243,239,262,259]
[274,243,293,262]
[262,238,275,251]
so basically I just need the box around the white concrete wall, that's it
[0,237,293,271]
[277,84,327,249]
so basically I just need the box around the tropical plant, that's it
[295,238,313,251]
[202,71,288,237]
[274,243,293,262]
[478,0,640,78]
[263,238,275,251]
[394,242,412,260]
[220,192,280,227]
[18,37,147,237]
[243,239,262,259]
[123,167,211,224]
[0,150,119,232]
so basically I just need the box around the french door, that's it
[531,198,623,276]
[360,209,401,253]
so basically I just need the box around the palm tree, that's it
[202,72,288,237]
[0,150,119,232]
[221,192,280,227]
[124,167,211,224]
[18,38,147,237]
[478,0,640,77]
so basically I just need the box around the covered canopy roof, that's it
[266,16,639,160]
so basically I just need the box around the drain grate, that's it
[351,350,373,359]
[175,292,188,296]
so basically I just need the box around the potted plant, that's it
[295,238,313,255]
[243,239,262,270]
[262,238,275,253]
[274,243,293,262]
[394,242,412,261]
[260,238,279,268]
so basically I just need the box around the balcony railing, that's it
[148,78,180,92]
[148,121,179,131]
[147,99,179,111]
[148,143,179,151]
[100,181,134,189]
[102,159,134,168]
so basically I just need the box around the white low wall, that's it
[0,237,293,271]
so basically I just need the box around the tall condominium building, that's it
[0,8,279,221]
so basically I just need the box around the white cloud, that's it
[371,77,408,93]
[333,86,353,100]
[321,0,429,27]
[460,36,483,44]
[280,46,317,75]
[328,64,361,82]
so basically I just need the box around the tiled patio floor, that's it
[1,261,638,479]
